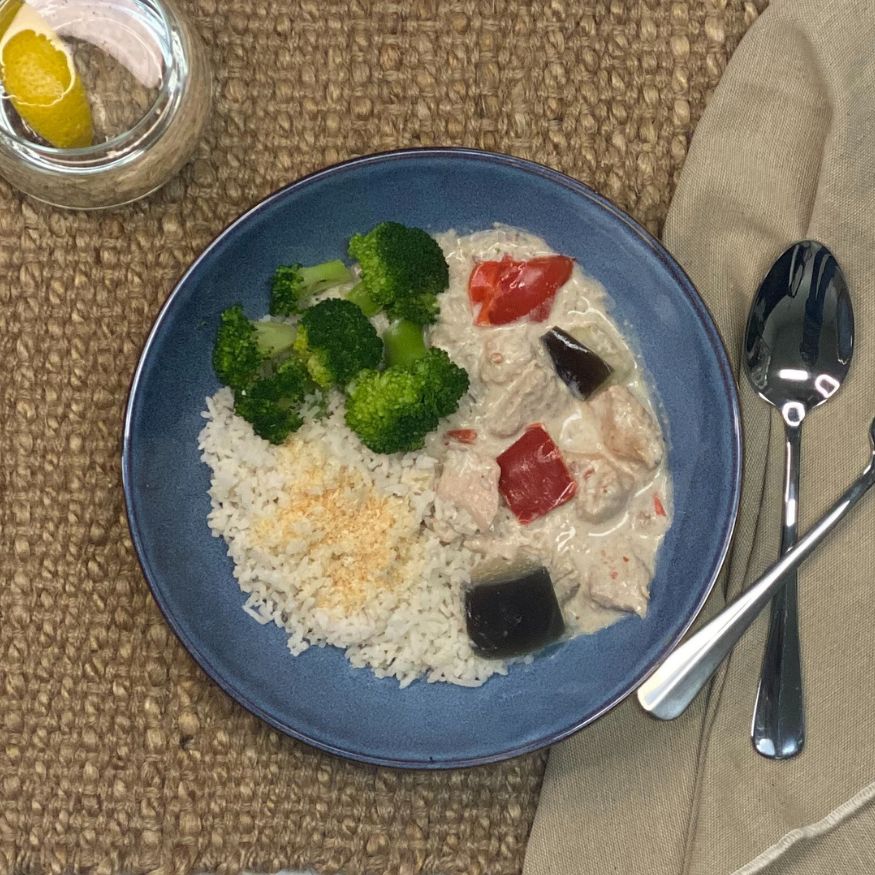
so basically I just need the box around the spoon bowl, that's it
[745,241,854,426]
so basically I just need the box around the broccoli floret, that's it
[213,304,313,444]
[383,322,469,413]
[347,222,449,325]
[212,305,295,390]
[411,347,470,417]
[233,355,314,445]
[345,368,439,454]
[212,305,261,389]
[388,290,442,325]
[345,346,469,454]
[267,354,314,399]
[234,385,304,444]
[294,298,383,389]
[270,259,354,317]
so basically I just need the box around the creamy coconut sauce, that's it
[426,226,672,635]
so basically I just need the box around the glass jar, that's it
[0,0,211,209]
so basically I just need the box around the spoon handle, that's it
[637,462,875,721]
[752,422,804,759]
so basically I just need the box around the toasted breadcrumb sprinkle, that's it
[252,440,421,613]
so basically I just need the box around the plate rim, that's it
[122,146,743,769]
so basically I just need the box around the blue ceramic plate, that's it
[123,148,741,768]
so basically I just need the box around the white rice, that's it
[198,387,507,687]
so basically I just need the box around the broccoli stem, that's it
[253,321,296,357]
[346,281,381,317]
[300,259,354,295]
[383,319,427,368]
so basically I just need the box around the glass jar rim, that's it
[0,0,178,160]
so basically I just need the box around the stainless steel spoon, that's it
[637,416,875,721]
[743,241,854,759]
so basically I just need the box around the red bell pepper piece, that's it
[468,258,510,305]
[468,255,573,326]
[497,424,577,524]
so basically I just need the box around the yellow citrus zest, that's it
[0,4,93,148]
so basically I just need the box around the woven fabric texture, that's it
[0,2,758,873]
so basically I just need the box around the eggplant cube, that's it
[464,565,565,658]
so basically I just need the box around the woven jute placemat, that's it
[0,2,762,873]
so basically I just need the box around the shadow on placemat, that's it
[0,1,761,872]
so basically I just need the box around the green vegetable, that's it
[345,346,469,454]
[215,225,462,452]
[233,346,315,445]
[346,281,381,317]
[383,319,427,368]
[212,304,295,390]
[213,304,314,444]
[270,259,354,317]
[234,383,304,445]
[252,321,296,358]
[264,353,314,401]
[348,222,449,325]
[390,290,443,325]
[345,369,438,454]
[213,305,261,390]
[411,348,470,418]
[294,298,383,389]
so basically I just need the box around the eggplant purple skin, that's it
[541,326,612,399]
[464,566,565,658]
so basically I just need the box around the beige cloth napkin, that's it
[524,1,875,873]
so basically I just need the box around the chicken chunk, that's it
[484,360,565,438]
[431,447,500,540]
[590,385,663,471]
[568,454,635,523]
[586,548,651,616]
[479,325,535,384]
